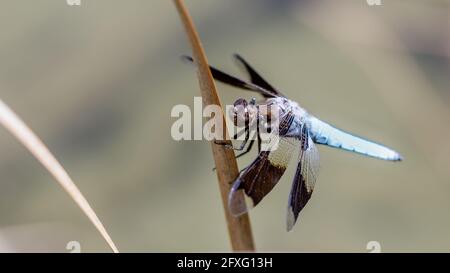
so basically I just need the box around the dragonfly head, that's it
[229,98,258,128]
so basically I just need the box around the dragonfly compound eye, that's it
[230,98,249,127]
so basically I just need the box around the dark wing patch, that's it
[229,151,285,215]
[182,55,276,98]
[286,161,312,231]
[287,126,320,231]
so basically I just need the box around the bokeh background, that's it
[0,0,449,252]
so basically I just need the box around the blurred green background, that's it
[0,0,449,252]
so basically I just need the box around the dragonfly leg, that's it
[213,128,250,151]
[212,128,256,171]
[213,110,261,170]
[235,140,255,159]
[213,139,234,149]
[212,142,253,172]
[234,128,250,151]
[235,121,261,158]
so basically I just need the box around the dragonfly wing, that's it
[182,55,276,98]
[229,112,296,216]
[308,116,402,161]
[233,54,285,98]
[287,125,320,231]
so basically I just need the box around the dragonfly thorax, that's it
[267,97,307,120]
[266,96,305,114]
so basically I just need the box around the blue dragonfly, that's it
[185,54,402,231]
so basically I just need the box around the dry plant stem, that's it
[0,99,118,253]
[173,0,255,251]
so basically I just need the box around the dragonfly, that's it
[184,54,402,231]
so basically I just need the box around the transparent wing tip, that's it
[228,179,254,216]
[286,207,296,232]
